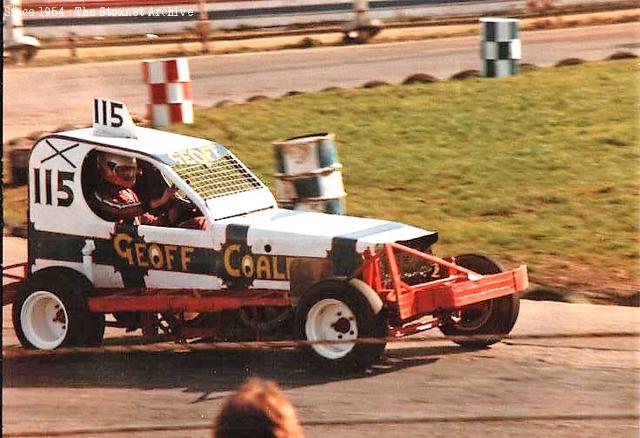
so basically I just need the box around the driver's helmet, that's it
[97,152,137,188]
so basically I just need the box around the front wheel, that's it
[439,254,520,348]
[295,280,386,369]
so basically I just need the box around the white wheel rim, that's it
[305,298,358,360]
[20,291,68,350]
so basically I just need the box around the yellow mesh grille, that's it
[172,156,262,200]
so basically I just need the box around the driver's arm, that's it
[93,187,175,223]
[92,191,149,220]
[149,187,177,209]
[140,188,177,225]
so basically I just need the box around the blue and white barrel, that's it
[480,17,521,77]
[273,132,339,175]
[273,133,346,214]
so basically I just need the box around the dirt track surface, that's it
[4,22,639,140]
[3,236,640,437]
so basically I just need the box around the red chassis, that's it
[3,243,527,341]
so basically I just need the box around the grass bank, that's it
[4,60,637,303]
[168,59,639,303]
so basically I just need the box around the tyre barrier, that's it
[450,69,480,80]
[521,287,574,303]
[402,73,438,85]
[519,62,539,72]
[273,132,346,214]
[142,57,193,127]
[607,51,638,60]
[214,99,236,108]
[480,17,521,77]
[361,80,390,89]
[246,95,268,102]
[555,57,585,67]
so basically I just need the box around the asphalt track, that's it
[3,22,639,140]
[2,236,639,437]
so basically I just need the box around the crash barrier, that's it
[15,0,580,38]
[142,57,193,127]
[273,133,346,214]
[480,17,521,77]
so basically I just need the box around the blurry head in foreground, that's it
[213,378,304,438]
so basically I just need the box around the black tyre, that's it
[12,273,104,350]
[84,312,106,346]
[439,254,520,348]
[295,280,386,369]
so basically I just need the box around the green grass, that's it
[4,60,638,301]
[167,60,639,299]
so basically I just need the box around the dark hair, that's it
[213,379,304,438]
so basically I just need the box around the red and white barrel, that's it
[142,58,193,126]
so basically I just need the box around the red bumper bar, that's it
[397,265,528,319]
[378,243,528,321]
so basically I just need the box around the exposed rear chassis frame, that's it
[3,243,528,339]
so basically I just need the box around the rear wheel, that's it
[439,254,520,348]
[295,280,386,369]
[13,275,104,350]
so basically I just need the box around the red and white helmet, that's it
[98,152,138,188]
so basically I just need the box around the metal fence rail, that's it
[16,0,621,37]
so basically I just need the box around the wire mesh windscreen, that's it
[171,155,263,200]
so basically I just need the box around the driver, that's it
[91,152,176,226]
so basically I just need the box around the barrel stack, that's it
[273,133,346,214]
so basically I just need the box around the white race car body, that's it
[12,98,525,360]
[27,99,437,294]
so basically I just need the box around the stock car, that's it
[3,98,528,368]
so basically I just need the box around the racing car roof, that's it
[47,98,220,162]
[56,126,214,162]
